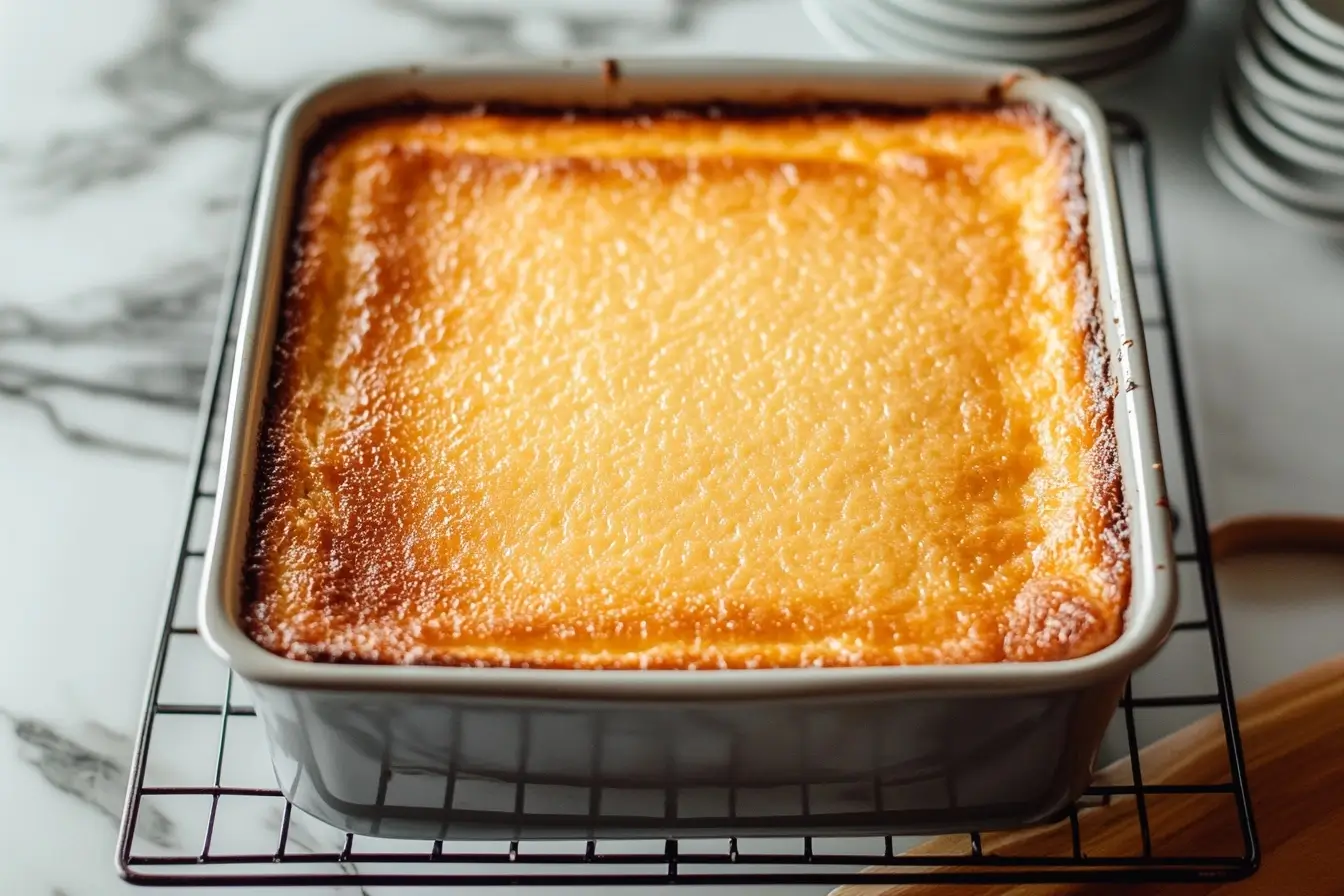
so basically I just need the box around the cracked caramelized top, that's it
[243,105,1128,669]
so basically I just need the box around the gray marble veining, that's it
[3,711,176,849]
[0,260,225,459]
[27,0,279,197]
[0,0,727,461]
[2,1,1342,893]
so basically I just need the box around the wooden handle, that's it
[833,514,1344,896]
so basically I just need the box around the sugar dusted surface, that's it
[243,108,1128,669]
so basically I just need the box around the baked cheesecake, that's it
[242,104,1128,669]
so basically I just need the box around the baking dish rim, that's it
[198,58,1177,701]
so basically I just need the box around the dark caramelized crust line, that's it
[245,143,456,656]
[241,146,333,646]
[242,102,1132,668]
[1002,116,1129,663]
[291,99,1078,171]
[1069,119,1131,661]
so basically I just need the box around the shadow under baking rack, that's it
[115,113,1260,889]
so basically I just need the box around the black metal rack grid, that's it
[116,113,1258,889]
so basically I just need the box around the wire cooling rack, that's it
[116,112,1258,889]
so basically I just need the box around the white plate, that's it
[1255,86,1344,149]
[1248,10,1344,100]
[1209,91,1344,213]
[1233,37,1344,123]
[868,0,1163,36]
[828,8,1176,80]
[805,0,1175,80]
[853,0,1180,62]
[803,0,879,58]
[1259,0,1344,68]
[1228,76,1344,175]
[803,0,944,60]
[1278,0,1344,49]
[952,0,1157,8]
[1203,125,1344,237]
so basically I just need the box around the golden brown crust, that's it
[242,102,1130,669]
[1001,110,1129,663]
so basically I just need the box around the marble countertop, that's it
[2,0,1342,893]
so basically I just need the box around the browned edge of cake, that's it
[1023,104,1131,663]
[240,99,1131,668]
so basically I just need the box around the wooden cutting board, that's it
[832,515,1344,896]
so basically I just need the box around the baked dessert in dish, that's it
[242,103,1129,670]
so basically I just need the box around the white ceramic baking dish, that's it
[198,59,1177,841]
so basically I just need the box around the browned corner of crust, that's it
[1003,578,1119,662]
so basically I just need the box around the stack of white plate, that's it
[804,0,1188,81]
[1206,0,1344,236]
